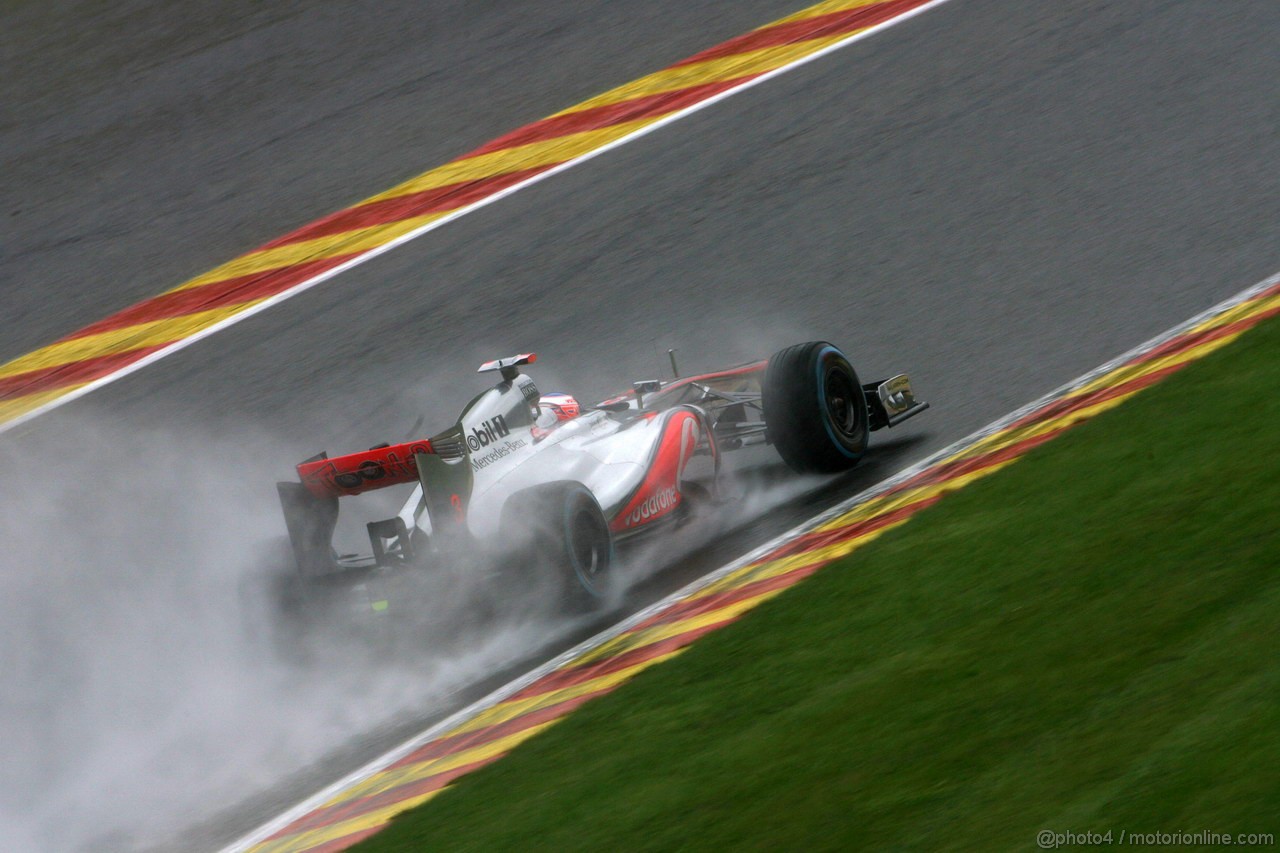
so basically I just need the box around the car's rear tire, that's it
[500,481,614,610]
[763,341,869,473]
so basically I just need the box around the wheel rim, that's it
[823,364,861,440]
[569,505,608,594]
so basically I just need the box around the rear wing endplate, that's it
[276,482,340,577]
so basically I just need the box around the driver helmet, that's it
[532,391,583,432]
[538,392,580,424]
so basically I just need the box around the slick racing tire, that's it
[501,481,614,610]
[763,341,869,473]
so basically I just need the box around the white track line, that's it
[221,268,1280,852]
[0,0,956,437]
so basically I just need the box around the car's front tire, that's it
[763,341,869,473]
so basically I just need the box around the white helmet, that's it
[534,392,581,432]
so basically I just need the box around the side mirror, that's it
[633,379,663,408]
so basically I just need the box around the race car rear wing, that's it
[295,439,436,499]
[278,441,435,575]
[276,431,477,577]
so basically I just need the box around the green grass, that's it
[359,318,1280,851]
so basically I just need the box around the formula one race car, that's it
[276,341,926,609]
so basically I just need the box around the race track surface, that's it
[2,0,1277,849]
[1,0,809,365]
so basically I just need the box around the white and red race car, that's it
[277,341,926,608]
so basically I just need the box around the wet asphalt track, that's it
[3,0,1279,849]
